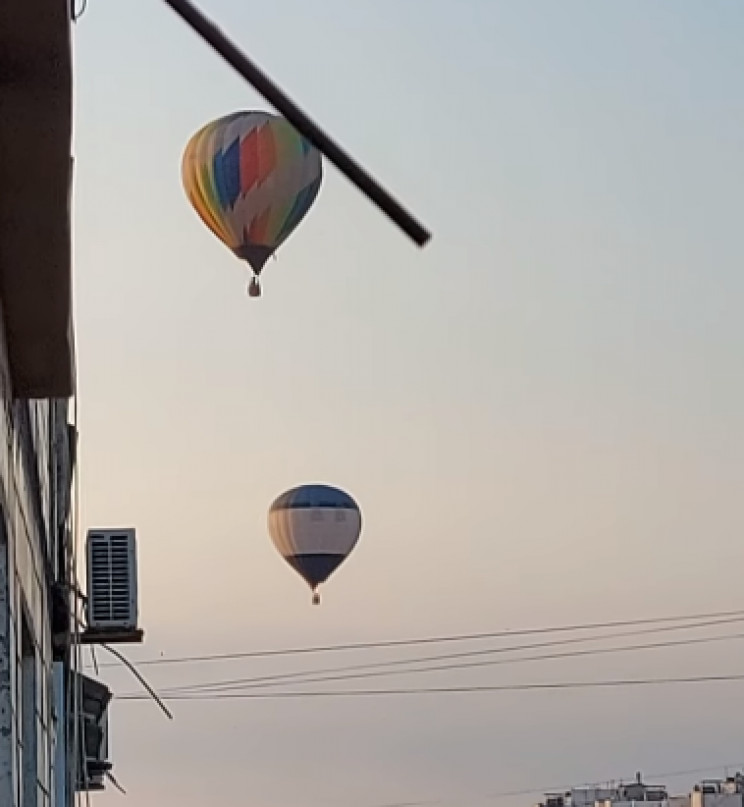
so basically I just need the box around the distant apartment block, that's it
[536,771,744,807]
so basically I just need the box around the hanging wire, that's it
[101,644,173,720]
[105,771,127,795]
[71,0,88,22]
[89,645,99,677]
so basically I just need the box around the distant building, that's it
[692,776,744,807]
[536,775,670,807]
[596,773,672,807]
[535,770,744,807]
[570,789,622,807]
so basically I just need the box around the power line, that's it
[146,617,744,696]
[97,607,744,669]
[155,627,744,697]
[117,671,744,701]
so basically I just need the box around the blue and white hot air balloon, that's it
[267,484,362,605]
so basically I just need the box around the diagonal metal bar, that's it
[161,0,432,247]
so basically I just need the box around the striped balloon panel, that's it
[269,483,359,512]
[182,110,322,269]
[267,507,361,589]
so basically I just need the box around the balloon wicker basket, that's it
[248,277,261,298]
[312,591,320,606]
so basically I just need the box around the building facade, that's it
[0,313,74,807]
[692,776,744,807]
[1,0,80,803]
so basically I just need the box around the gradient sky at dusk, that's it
[72,2,744,805]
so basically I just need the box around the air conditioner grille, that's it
[86,529,138,630]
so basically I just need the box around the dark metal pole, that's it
[161,0,432,248]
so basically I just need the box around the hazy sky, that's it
[72,2,744,806]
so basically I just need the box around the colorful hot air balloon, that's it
[267,484,362,605]
[181,110,323,297]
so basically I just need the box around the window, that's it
[19,611,37,807]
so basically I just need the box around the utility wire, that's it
[116,616,744,696]
[96,608,744,669]
[117,671,744,701]
[153,627,744,697]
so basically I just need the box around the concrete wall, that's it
[692,794,744,807]
[570,789,620,807]
[0,0,74,398]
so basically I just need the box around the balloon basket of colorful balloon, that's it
[312,591,321,606]
[248,276,262,297]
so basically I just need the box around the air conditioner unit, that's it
[74,672,113,792]
[86,529,138,632]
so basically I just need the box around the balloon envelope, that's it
[267,484,362,596]
[181,110,323,276]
